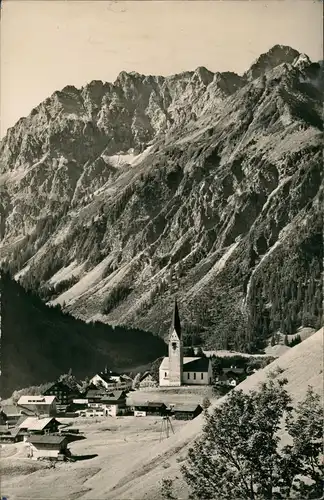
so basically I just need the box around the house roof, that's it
[10,426,25,438]
[91,372,113,384]
[183,357,211,372]
[17,395,56,406]
[139,372,156,383]
[134,401,166,408]
[15,415,28,427]
[172,404,202,413]
[28,435,67,445]
[160,356,196,371]
[159,356,210,372]
[0,404,22,416]
[100,391,126,403]
[223,367,245,374]
[18,417,60,431]
[44,381,78,394]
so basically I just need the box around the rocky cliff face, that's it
[1,45,323,350]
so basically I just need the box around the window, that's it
[194,373,196,380]
[165,372,167,378]
[201,373,204,379]
[172,342,177,350]
[187,373,190,379]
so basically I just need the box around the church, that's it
[159,300,213,387]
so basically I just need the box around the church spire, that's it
[170,298,181,339]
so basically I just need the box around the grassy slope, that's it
[106,328,323,500]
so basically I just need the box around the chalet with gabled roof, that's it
[133,401,167,416]
[44,381,80,406]
[138,372,158,389]
[27,434,69,460]
[89,371,132,391]
[172,404,203,420]
[17,396,57,417]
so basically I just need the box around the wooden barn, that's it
[27,435,69,460]
[133,402,167,417]
[172,404,203,420]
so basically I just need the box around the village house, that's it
[215,374,238,387]
[110,373,133,390]
[17,396,57,417]
[44,381,80,406]
[18,416,62,440]
[89,371,133,391]
[138,372,158,390]
[86,388,109,407]
[100,390,127,417]
[0,404,34,424]
[27,435,69,460]
[133,401,167,417]
[71,398,88,412]
[172,404,203,420]
[223,366,245,376]
[0,428,20,443]
[159,300,213,387]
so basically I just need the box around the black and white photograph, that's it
[0,1,323,498]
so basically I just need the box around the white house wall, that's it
[29,445,61,459]
[102,404,118,417]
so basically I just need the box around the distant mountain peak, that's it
[244,44,301,81]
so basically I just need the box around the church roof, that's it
[170,299,181,338]
[159,357,210,372]
[183,357,210,372]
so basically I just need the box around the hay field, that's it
[127,385,214,406]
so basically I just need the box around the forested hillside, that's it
[1,272,166,397]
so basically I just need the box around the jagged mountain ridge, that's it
[0,45,323,350]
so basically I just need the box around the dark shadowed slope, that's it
[0,272,166,397]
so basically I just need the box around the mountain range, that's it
[0,44,323,352]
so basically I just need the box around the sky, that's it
[0,0,322,137]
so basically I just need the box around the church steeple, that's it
[168,298,183,386]
[170,298,181,339]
